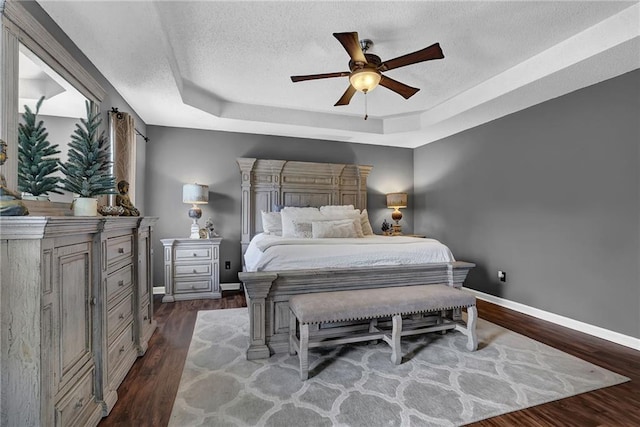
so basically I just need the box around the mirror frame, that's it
[1,0,106,196]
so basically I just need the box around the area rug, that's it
[169,308,628,426]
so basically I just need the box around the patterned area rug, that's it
[170,308,628,426]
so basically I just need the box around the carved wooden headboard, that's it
[237,158,373,253]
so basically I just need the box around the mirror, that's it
[1,0,107,214]
[18,42,89,203]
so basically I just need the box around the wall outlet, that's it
[225,261,231,270]
[498,270,506,282]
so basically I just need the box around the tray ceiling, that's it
[37,1,639,148]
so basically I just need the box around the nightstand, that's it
[404,234,426,238]
[161,237,222,302]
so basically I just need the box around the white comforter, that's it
[244,233,456,272]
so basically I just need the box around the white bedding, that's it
[244,233,456,272]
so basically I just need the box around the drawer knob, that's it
[118,280,124,287]
[192,253,197,257]
[75,398,84,409]
[143,315,148,321]
[119,345,125,353]
[118,247,125,254]
[192,269,197,274]
[191,285,195,289]
[119,313,125,319]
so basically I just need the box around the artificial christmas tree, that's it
[17,96,62,199]
[60,101,116,215]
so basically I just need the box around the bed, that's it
[237,157,475,360]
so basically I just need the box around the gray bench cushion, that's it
[289,284,475,324]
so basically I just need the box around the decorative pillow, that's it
[312,219,359,238]
[292,220,313,238]
[319,209,364,237]
[319,205,355,213]
[281,207,323,237]
[260,211,282,235]
[360,209,374,236]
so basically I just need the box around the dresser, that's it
[0,216,158,427]
[161,237,222,302]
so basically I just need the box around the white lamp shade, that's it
[386,192,408,208]
[183,183,209,204]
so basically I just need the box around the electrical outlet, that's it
[498,270,506,282]
[225,261,231,270]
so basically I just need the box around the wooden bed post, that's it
[239,272,277,360]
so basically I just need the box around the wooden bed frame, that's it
[236,157,475,360]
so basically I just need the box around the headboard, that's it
[237,158,373,253]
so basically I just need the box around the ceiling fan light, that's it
[349,68,381,93]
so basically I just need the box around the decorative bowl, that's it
[99,205,125,216]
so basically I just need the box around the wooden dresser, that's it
[0,216,158,427]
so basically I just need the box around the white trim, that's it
[152,286,165,295]
[464,287,640,351]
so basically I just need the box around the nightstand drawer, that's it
[175,263,212,277]
[175,279,212,293]
[107,293,134,345]
[175,246,212,261]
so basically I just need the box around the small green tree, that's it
[17,96,63,197]
[60,102,116,197]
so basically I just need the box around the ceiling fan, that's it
[290,32,444,107]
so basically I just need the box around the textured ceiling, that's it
[37,1,639,148]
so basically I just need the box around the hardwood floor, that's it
[99,293,640,427]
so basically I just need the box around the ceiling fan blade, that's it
[379,75,420,99]
[334,85,357,106]
[291,71,350,82]
[333,32,367,64]
[379,42,444,72]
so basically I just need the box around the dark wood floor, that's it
[99,292,640,427]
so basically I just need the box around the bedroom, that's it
[0,0,638,426]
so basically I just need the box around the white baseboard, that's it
[220,282,241,291]
[464,287,640,351]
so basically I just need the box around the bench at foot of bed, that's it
[288,284,478,380]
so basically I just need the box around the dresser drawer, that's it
[174,262,212,277]
[175,279,212,293]
[106,264,133,303]
[55,367,96,427]
[108,322,135,379]
[105,234,134,268]
[175,245,212,261]
[107,292,134,345]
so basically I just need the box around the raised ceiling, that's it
[37,1,639,148]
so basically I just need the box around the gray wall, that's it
[145,127,414,284]
[20,1,149,213]
[414,70,640,338]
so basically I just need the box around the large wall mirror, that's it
[2,0,106,213]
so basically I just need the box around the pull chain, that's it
[364,91,368,120]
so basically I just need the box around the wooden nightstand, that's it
[161,237,222,302]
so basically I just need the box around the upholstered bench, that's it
[289,284,478,380]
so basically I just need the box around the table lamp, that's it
[183,183,209,238]
[386,192,407,235]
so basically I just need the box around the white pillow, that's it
[312,219,359,238]
[281,207,323,237]
[319,205,355,213]
[319,209,364,237]
[292,220,313,238]
[260,211,282,235]
[360,209,374,236]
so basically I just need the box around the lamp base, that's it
[190,220,201,239]
[391,224,403,236]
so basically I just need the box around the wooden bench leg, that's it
[466,306,478,351]
[289,309,297,356]
[390,314,402,365]
[299,323,310,380]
